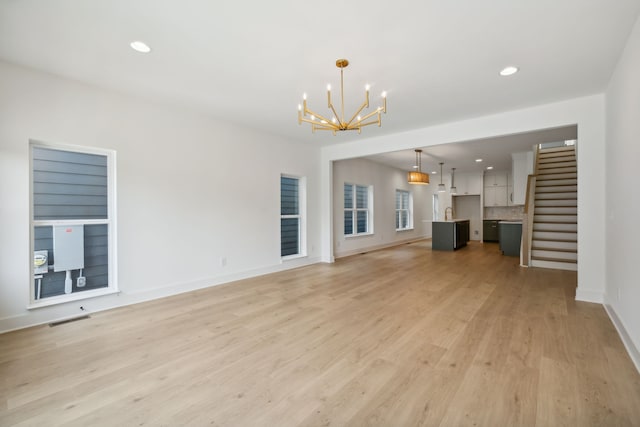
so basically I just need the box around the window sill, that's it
[281,253,307,262]
[396,227,415,232]
[345,232,374,239]
[28,287,119,310]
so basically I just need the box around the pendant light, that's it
[407,149,430,185]
[437,162,446,192]
[450,168,457,194]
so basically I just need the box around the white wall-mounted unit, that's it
[53,225,84,272]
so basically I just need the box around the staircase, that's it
[530,146,578,271]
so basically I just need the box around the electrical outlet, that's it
[77,276,86,287]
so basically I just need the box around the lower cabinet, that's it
[483,220,499,242]
[432,220,470,251]
[499,222,522,256]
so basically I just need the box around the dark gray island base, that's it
[432,220,470,251]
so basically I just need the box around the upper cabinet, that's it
[452,172,483,195]
[483,171,509,206]
[511,151,534,205]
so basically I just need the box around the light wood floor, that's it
[1,241,639,426]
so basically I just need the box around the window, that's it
[344,183,372,236]
[30,143,117,307]
[280,175,306,258]
[396,190,412,230]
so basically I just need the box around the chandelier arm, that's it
[344,100,369,127]
[303,108,339,128]
[328,103,341,127]
[356,108,382,124]
[299,116,339,130]
[352,118,380,128]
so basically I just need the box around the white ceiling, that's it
[364,125,577,174]
[0,0,638,150]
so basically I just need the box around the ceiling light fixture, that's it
[407,149,430,185]
[130,41,151,53]
[500,66,519,76]
[298,59,387,134]
[438,162,446,192]
[487,166,494,170]
[450,168,457,194]
[475,158,483,163]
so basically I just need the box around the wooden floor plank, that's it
[1,240,639,426]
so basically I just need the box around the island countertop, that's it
[432,219,470,223]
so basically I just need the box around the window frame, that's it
[344,182,373,237]
[28,141,118,308]
[280,174,307,260]
[395,189,413,231]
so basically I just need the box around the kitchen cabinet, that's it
[432,220,470,251]
[499,221,522,256]
[483,220,499,242]
[484,185,508,207]
[511,152,533,205]
[484,171,509,207]
[452,172,482,195]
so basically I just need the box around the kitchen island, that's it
[432,219,470,251]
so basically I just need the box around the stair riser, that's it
[539,147,576,155]
[535,207,577,215]
[538,156,575,164]
[536,179,577,186]
[535,172,577,180]
[535,199,577,207]
[533,222,577,231]
[539,161,577,169]
[532,240,577,251]
[535,192,577,200]
[530,259,578,271]
[532,250,578,261]
[538,167,577,174]
[534,215,577,223]
[536,185,578,193]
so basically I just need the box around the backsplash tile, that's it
[484,206,524,220]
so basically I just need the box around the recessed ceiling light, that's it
[500,66,518,76]
[486,166,494,170]
[130,41,151,53]
[475,158,483,163]
[413,165,419,169]
[431,171,437,174]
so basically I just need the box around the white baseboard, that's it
[604,304,640,374]
[575,288,604,303]
[0,256,323,334]
[334,236,428,259]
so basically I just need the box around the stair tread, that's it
[531,256,578,264]
[532,236,577,240]
[532,247,577,253]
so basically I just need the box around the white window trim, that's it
[344,183,374,237]
[396,189,414,231]
[28,140,118,309]
[281,174,307,261]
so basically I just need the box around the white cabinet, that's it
[484,185,508,206]
[453,172,482,195]
[511,151,533,205]
[484,171,509,207]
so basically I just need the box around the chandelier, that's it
[407,149,430,185]
[298,59,387,134]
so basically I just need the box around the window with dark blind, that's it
[280,175,305,258]
[31,143,116,306]
[396,190,412,230]
[344,183,372,236]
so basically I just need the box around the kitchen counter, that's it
[432,219,470,251]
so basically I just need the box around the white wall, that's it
[0,61,322,332]
[320,95,607,303]
[332,158,431,257]
[605,15,640,369]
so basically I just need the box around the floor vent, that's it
[49,315,90,327]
